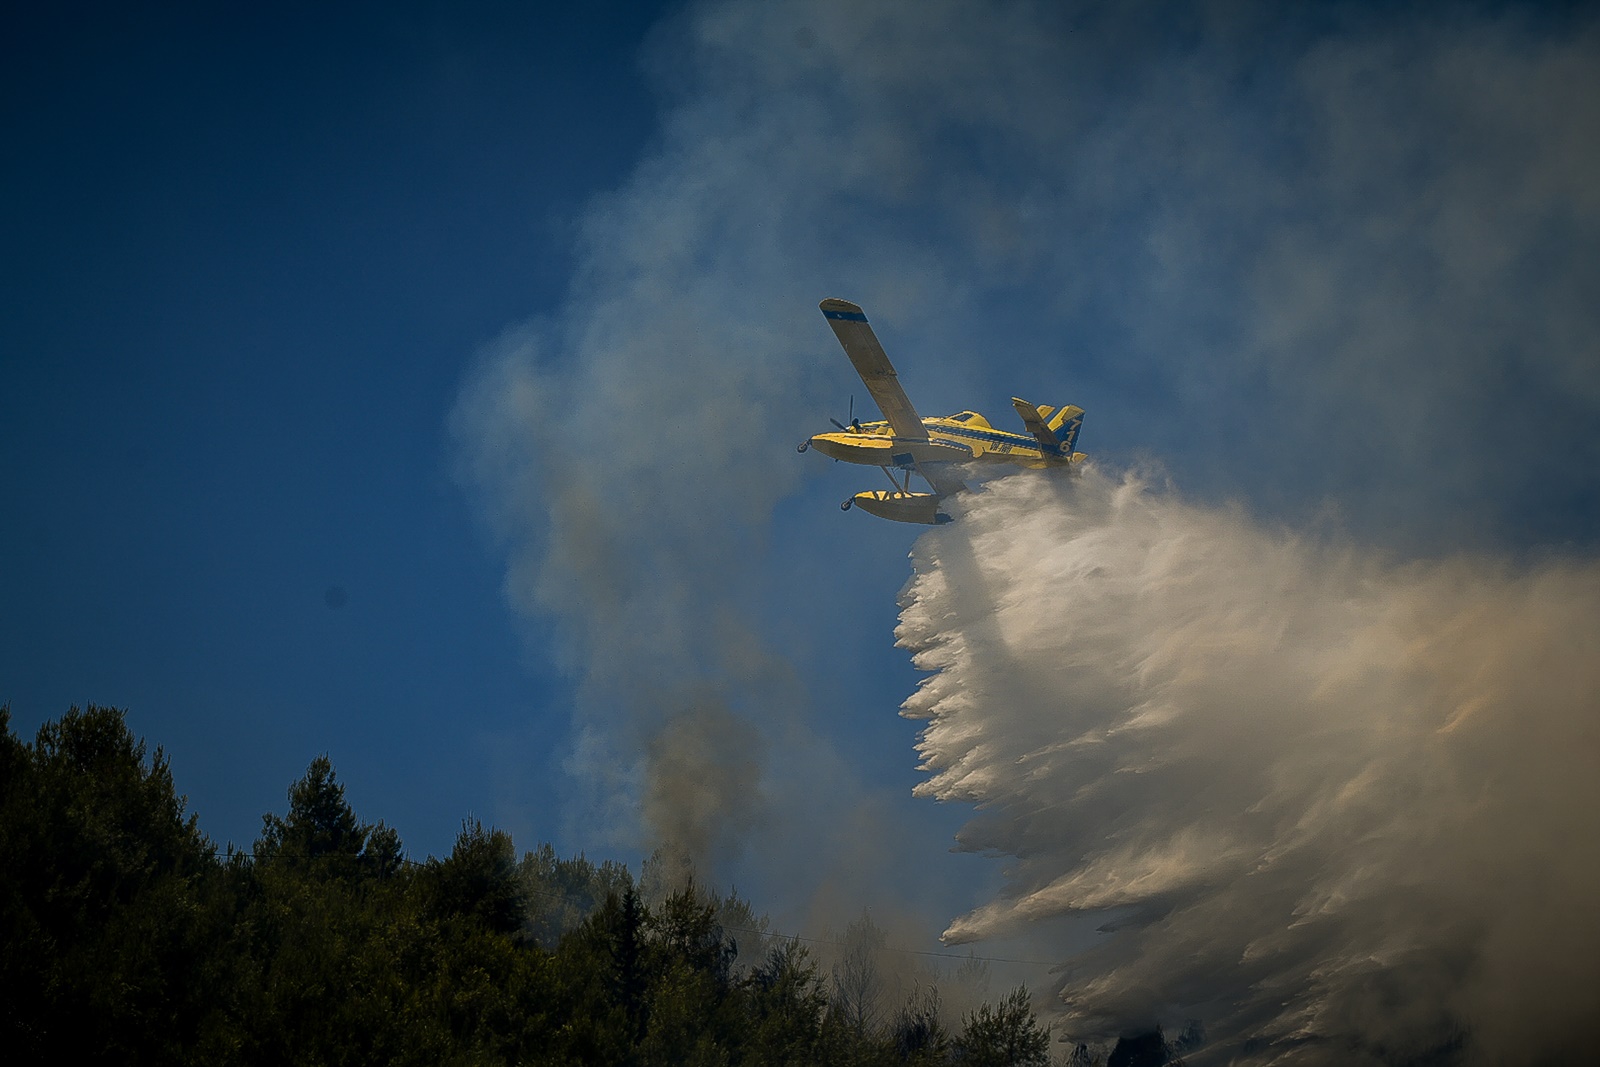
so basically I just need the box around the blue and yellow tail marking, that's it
[1047,405,1084,455]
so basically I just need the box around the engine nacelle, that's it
[849,490,953,525]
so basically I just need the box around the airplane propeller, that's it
[799,396,860,454]
[829,395,861,433]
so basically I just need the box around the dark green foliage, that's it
[709,887,771,973]
[0,705,219,1065]
[254,754,393,879]
[0,707,1069,1067]
[224,764,560,1066]
[952,986,1052,1067]
[638,882,740,1065]
[743,940,831,1064]
[520,840,635,947]
[423,818,526,938]
[653,879,736,988]
[892,985,950,1064]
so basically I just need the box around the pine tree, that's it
[952,986,1051,1067]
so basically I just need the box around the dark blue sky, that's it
[2,1,671,857]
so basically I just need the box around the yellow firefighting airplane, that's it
[798,298,1086,524]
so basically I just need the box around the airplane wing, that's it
[819,299,928,441]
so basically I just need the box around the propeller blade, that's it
[830,418,847,430]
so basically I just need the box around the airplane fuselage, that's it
[806,412,1080,470]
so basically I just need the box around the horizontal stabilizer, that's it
[1011,398,1054,450]
[1012,398,1084,455]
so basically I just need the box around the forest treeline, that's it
[0,705,1083,1066]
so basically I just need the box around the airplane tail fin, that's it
[1047,404,1084,454]
[1012,398,1085,456]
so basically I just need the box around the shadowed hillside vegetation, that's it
[0,706,1062,1065]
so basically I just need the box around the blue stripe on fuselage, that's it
[822,309,869,322]
[842,419,1066,454]
[932,423,1059,452]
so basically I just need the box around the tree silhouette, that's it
[0,705,218,1063]
[952,986,1051,1067]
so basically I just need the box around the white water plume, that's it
[898,467,1600,1063]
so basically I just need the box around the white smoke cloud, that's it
[898,467,1600,1062]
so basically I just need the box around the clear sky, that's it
[2,1,671,859]
[5,2,1599,1032]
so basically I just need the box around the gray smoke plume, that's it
[451,316,808,875]
[898,467,1600,1063]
